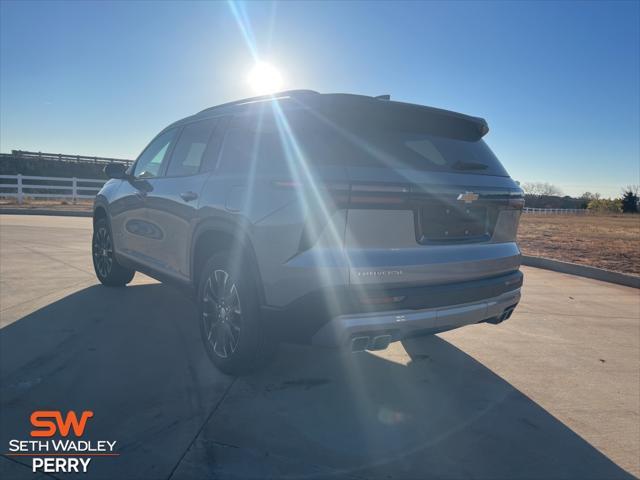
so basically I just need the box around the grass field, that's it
[518,214,640,276]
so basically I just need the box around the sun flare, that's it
[247,62,284,95]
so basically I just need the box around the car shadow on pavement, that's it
[0,283,635,480]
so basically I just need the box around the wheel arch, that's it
[190,218,266,306]
[93,199,126,265]
[93,205,107,225]
[93,196,111,226]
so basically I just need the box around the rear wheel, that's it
[92,218,135,286]
[198,251,275,375]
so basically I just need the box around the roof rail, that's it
[198,89,319,115]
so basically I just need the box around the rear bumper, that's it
[261,270,523,345]
[312,288,521,348]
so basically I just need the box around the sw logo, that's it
[6,410,118,474]
[30,410,94,437]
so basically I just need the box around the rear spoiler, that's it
[401,102,490,138]
[372,98,490,139]
[300,93,490,141]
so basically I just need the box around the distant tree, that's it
[587,198,622,213]
[621,185,639,213]
[579,192,601,209]
[580,192,600,201]
[522,182,563,197]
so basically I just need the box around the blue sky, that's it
[1,1,638,198]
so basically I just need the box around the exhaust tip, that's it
[484,305,517,325]
[351,336,370,352]
[500,307,515,321]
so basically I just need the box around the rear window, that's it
[217,107,508,176]
[353,131,508,176]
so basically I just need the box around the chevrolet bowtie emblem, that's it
[457,191,479,204]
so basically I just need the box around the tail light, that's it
[272,180,412,207]
[272,179,350,206]
[349,184,410,206]
[508,188,525,210]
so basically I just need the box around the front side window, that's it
[165,119,218,176]
[133,128,178,178]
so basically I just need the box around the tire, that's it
[198,250,275,375]
[92,218,135,287]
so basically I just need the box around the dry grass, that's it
[518,214,640,276]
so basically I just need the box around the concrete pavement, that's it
[1,215,638,479]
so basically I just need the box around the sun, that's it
[247,62,284,95]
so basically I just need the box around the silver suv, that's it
[93,90,523,375]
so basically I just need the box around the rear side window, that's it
[133,128,178,178]
[165,119,218,176]
[217,115,288,174]
[216,107,508,176]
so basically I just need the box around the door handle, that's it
[180,191,199,202]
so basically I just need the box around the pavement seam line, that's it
[166,377,237,480]
[18,245,95,276]
[1,454,61,480]
[0,278,94,315]
[515,311,639,320]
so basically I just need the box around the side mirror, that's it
[105,163,128,180]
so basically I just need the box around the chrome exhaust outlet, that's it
[351,336,370,352]
[500,307,515,322]
[484,305,517,325]
[369,334,392,351]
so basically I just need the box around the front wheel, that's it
[92,218,135,286]
[198,251,275,376]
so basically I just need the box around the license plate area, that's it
[418,203,492,243]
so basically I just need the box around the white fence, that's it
[523,207,588,215]
[5,150,132,166]
[0,174,105,204]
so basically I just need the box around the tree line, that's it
[521,182,639,213]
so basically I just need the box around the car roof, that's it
[165,90,488,135]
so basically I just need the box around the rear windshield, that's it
[217,106,508,176]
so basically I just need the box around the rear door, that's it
[143,117,224,280]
